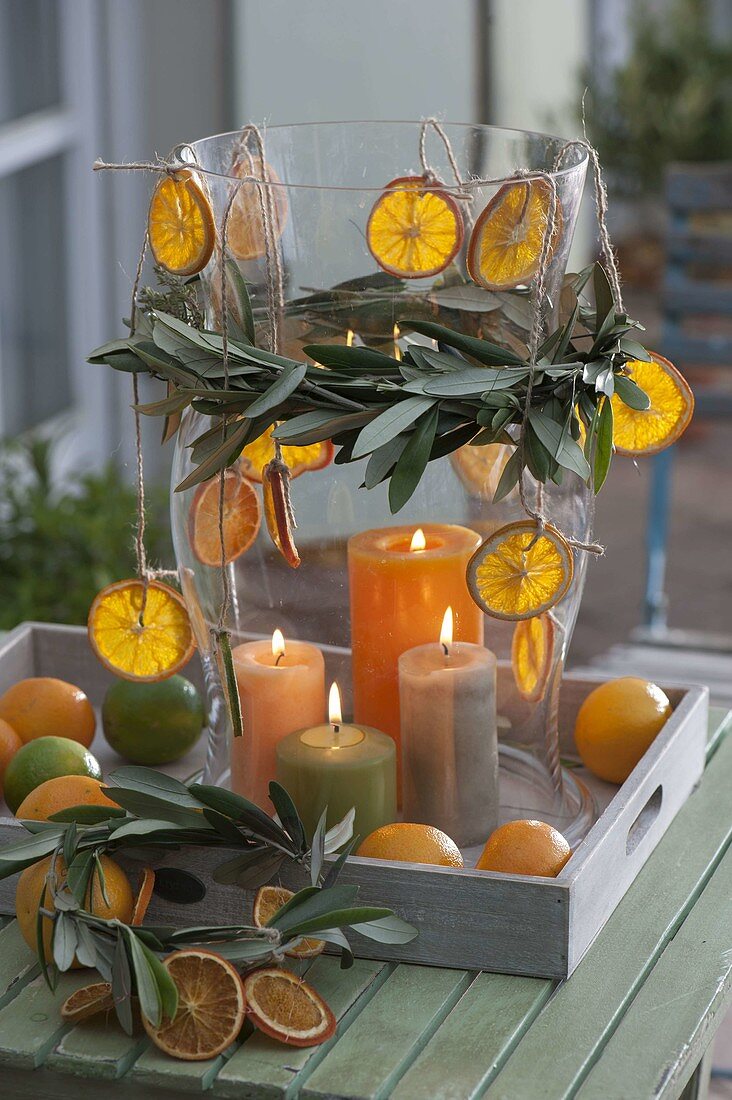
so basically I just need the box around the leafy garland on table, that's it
[89,260,652,514]
[0,767,416,1034]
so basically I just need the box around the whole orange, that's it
[0,678,96,748]
[574,676,672,784]
[476,819,571,877]
[356,823,463,867]
[0,718,22,798]
[15,853,134,964]
[15,775,117,822]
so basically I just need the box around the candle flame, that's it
[393,323,402,362]
[271,629,286,659]
[440,606,454,648]
[410,527,427,552]
[329,682,343,727]
[346,329,355,347]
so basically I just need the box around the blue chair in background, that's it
[642,162,732,634]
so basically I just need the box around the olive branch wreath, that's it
[0,768,416,1034]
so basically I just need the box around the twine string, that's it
[419,117,465,191]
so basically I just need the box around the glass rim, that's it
[182,119,589,193]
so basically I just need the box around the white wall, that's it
[232,0,478,124]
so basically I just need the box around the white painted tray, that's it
[0,623,709,979]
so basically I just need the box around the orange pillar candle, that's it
[231,630,325,810]
[348,523,483,775]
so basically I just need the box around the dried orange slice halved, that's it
[467,179,563,291]
[88,579,195,682]
[142,949,246,1061]
[253,885,325,960]
[241,426,334,483]
[612,353,694,456]
[512,614,555,701]
[61,982,115,1023]
[228,157,289,261]
[188,468,261,568]
[467,520,574,621]
[131,867,156,926]
[244,967,336,1047]
[262,460,300,568]
[367,175,464,279]
[450,443,513,498]
[148,170,215,276]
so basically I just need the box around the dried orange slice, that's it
[148,170,215,277]
[467,179,563,291]
[253,885,324,960]
[228,157,289,261]
[142,949,246,1061]
[451,443,513,498]
[61,982,115,1023]
[241,426,334,483]
[188,468,261,568]
[131,867,156,926]
[88,579,195,682]
[467,520,574,621]
[262,460,300,568]
[367,176,464,279]
[244,967,336,1047]
[512,614,555,701]
[612,353,694,456]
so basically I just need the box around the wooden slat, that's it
[0,970,91,1068]
[0,920,39,1009]
[129,1034,230,1093]
[214,957,388,1099]
[301,965,473,1099]
[46,1016,147,1081]
[391,973,553,1100]
[483,731,732,1099]
[577,841,732,1099]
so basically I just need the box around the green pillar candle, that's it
[275,684,396,841]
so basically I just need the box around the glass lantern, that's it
[170,122,595,848]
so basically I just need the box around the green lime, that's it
[3,736,102,814]
[102,675,205,766]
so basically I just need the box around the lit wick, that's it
[393,323,402,361]
[329,681,342,742]
[410,527,427,553]
[271,628,286,667]
[346,329,355,347]
[440,606,453,659]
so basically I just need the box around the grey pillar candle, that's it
[398,611,498,847]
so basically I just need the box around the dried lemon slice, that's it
[467,179,563,291]
[148,170,215,276]
[188,468,261,568]
[612,353,694,455]
[88,579,195,682]
[467,520,573,620]
[228,157,288,261]
[241,425,334,483]
[512,614,555,701]
[367,175,464,279]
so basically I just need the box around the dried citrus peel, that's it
[244,967,336,1047]
[467,520,574,621]
[61,982,115,1023]
[148,170,215,277]
[87,579,195,682]
[467,179,563,291]
[367,175,464,279]
[262,458,300,568]
[253,885,324,959]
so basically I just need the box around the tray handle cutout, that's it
[626,785,662,856]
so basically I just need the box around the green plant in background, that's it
[586,0,732,196]
[0,436,172,630]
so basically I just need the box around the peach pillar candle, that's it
[231,630,325,810]
[398,607,498,847]
[348,523,483,777]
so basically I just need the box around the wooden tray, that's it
[0,622,709,980]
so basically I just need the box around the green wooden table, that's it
[0,708,730,1100]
